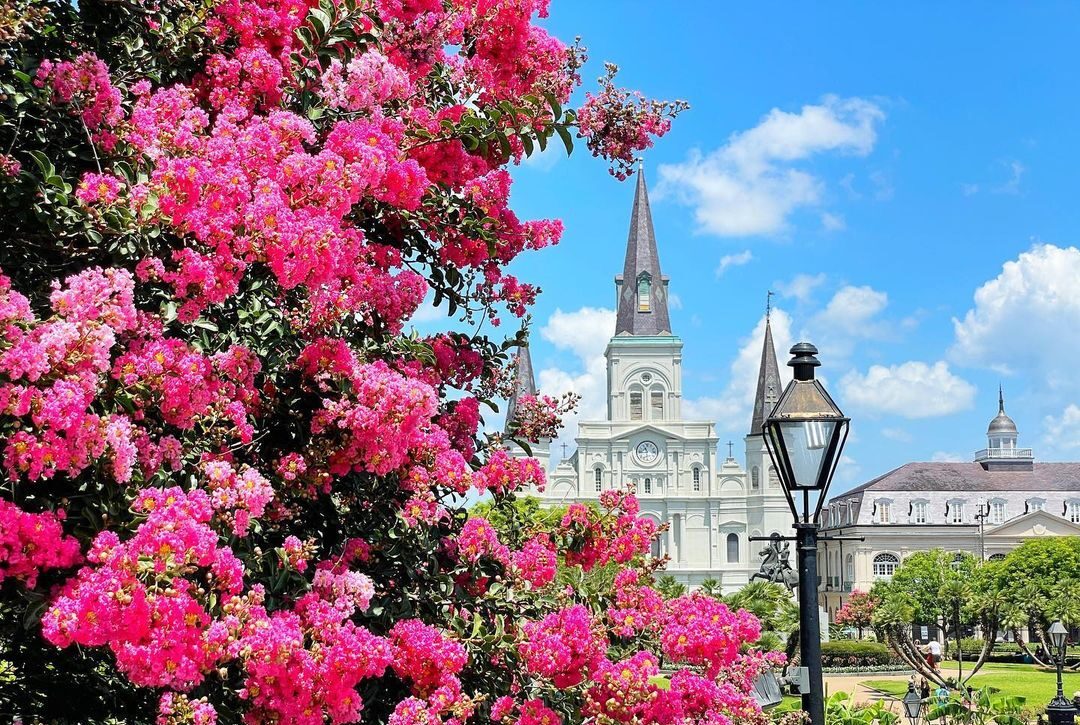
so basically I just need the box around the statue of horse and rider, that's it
[750,532,798,591]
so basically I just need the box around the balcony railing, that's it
[974,447,1033,460]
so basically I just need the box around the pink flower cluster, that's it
[158,692,218,725]
[475,448,545,496]
[42,487,244,690]
[456,516,509,566]
[660,593,762,678]
[607,568,664,638]
[35,53,123,147]
[0,500,81,587]
[505,392,579,443]
[390,619,468,697]
[511,534,557,589]
[492,696,563,725]
[518,604,606,688]
[559,490,657,571]
[320,52,412,112]
[201,459,274,536]
[576,63,687,180]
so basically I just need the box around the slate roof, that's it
[748,315,781,436]
[834,461,1080,498]
[614,169,672,336]
[504,345,537,434]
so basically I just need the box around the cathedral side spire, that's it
[749,298,781,435]
[504,345,537,434]
[614,168,672,336]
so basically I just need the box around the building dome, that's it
[987,411,1018,435]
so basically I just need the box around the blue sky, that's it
[422,3,1080,493]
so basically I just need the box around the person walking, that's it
[928,639,942,669]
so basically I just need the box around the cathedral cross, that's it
[561,442,568,459]
[727,441,734,458]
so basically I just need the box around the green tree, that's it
[989,537,1080,667]
[724,580,797,653]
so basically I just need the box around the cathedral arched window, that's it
[692,467,701,492]
[594,467,603,492]
[629,390,643,421]
[726,533,739,563]
[637,273,651,312]
[643,477,652,494]
[751,467,760,490]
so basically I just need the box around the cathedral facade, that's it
[511,171,794,593]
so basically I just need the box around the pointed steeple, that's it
[749,298,782,435]
[614,168,672,336]
[504,345,538,434]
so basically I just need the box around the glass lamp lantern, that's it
[902,681,924,725]
[762,343,850,524]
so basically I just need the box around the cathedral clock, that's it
[635,440,660,464]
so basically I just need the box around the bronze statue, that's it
[751,532,797,590]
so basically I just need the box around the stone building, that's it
[817,389,1080,619]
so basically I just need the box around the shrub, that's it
[820,640,900,668]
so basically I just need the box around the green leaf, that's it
[555,124,574,156]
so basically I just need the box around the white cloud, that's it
[821,212,846,231]
[1042,404,1080,456]
[881,427,913,442]
[669,293,684,310]
[776,273,827,303]
[658,95,885,237]
[835,454,863,488]
[961,159,1026,197]
[839,361,976,418]
[685,309,794,439]
[536,307,616,458]
[951,244,1080,391]
[931,451,967,463]
[715,250,753,277]
[806,284,891,358]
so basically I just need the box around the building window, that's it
[873,553,900,580]
[630,391,643,421]
[767,465,778,487]
[988,553,1006,562]
[876,501,891,524]
[1029,499,1045,513]
[643,477,652,494]
[912,502,927,524]
[751,467,760,490]
[950,502,964,524]
[990,500,1006,524]
[692,468,701,492]
[1069,501,1080,524]
[726,533,739,563]
[637,273,651,312]
[594,468,602,492]
[845,554,854,587]
[650,390,664,420]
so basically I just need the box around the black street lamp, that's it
[1047,620,1076,725]
[902,681,925,725]
[762,342,850,725]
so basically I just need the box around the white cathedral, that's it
[508,170,795,593]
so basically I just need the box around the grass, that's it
[862,664,1080,705]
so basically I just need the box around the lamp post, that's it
[1046,620,1076,725]
[903,680,925,725]
[762,343,850,725]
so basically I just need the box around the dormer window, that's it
[637,273,651,312]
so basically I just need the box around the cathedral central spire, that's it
[614,169,672,336]
[749,300,781,436]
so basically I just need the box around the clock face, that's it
[635,440,660,463]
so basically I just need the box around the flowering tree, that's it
[834,590,878,639]
[0,0,773,723]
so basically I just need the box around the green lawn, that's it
[863,665,1080,705]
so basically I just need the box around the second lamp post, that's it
[762,343,850,725]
